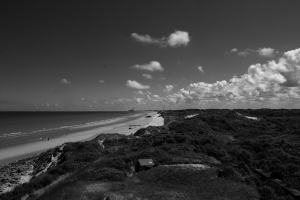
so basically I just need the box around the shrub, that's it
[96,156,131,171]
[94,167,126,181]
[259,186,279,200]
[218,166,236,178]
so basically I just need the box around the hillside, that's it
[1,109,300,200]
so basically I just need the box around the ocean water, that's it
[0,111,143,149]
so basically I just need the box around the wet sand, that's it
[0,112,163,166]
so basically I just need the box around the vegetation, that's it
[1,109,300,199]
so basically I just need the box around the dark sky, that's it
[1,0,300,110]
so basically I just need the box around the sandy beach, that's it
[0,112,163,166]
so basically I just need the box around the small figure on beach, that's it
[47,137,49,141]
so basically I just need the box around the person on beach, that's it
[47,137,49,141]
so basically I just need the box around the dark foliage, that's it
[2,109,300,200]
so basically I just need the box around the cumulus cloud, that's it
[268,48,300,86]
[99,80,105,83]
[132,61,164,72]
[197,66,204,73]
[164,85,174,93]
[167,31,190,47]
[231,47,278,57]
[126,80,150,89]
[162,47,300,107]
[60,79,71,84]
[142,74,153,79]
[257,48,278,57]
[85,47,300,110]
[131,30,190,47]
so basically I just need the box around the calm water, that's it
[0,111,143,149]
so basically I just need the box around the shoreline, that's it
[0,112,161,166]
[0,111,164,194]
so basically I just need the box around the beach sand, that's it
[0,112,163,166]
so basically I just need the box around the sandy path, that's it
[0,112,162,165]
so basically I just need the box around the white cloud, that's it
[232,47,278,57]
[142,74,153,79]
[257,47,277,57]
[197,66,204,73]
[162,47,300,107]
[237,49,252,57]
[268,48,300,86]
[134,90,152,95]
[132,61,164,72]
[131,30,190,47]
[80,47,300,110]
[126,80,150,89]
[99,80,105,83]
[167,31,190,47]
[164,85,174,93]
[131,33,160,44]
[60,79,71,84]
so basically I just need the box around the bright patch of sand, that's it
[162,164,210,170]
[185,114,198,119]
[146,113,164,126]
[0,112,158,165]
[245,116,258,120]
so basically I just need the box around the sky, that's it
[1,0,300,111]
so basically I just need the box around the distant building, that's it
[135,159,155,172]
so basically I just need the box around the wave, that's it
[0,115,133,139]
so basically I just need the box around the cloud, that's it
[132,61,164,72]
[161,47,300,107]
[164,85,174,93]
[142,74,153,79]
[60,79,71,84]
[131,33,160,44]
[231,47,278,57]
[268,48,300,86]
[99,80,105,83]
[52,47,300,110]
[126,80,150,89]
[134,90,152,95]
[237,49,252,57]
[120,47,299,109]
[131,30,190,47]
[257,48,278,57]
[197,66,204,73]
[167,31,190,47]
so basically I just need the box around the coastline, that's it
[0,111,163,194]
[0,112,162,166]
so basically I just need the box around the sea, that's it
[0,111,144,150]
